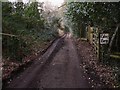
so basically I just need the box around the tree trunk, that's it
[108,25,119,53]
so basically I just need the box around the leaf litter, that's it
[76,39,119,88]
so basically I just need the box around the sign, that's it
[100,33,109,45]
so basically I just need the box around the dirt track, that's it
[6,34,90,89]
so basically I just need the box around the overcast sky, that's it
[8,0,64,7]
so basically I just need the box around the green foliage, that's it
[65,2,120,61]
[2,2,59,62]
[65,2,120,37]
